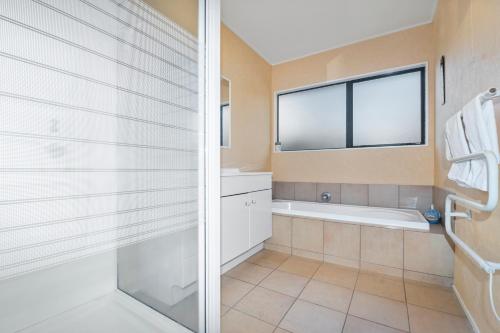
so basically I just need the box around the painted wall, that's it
[142,0,198,36]
[221,24,272,171]
[433,0,500,331]
[271,24,436,185]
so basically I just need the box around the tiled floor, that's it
[221,250,473,333]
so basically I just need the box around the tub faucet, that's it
[321,192,332,202]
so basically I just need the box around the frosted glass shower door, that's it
[113,1,203,332]
[0,0,208,332]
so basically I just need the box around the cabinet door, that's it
[221,194,250,264]
[249,190,272,248]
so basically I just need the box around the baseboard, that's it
[220,243,264,274]
[453,284,480,333]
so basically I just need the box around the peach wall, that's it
[221,25,272,171]
[433,0,500,331]
[143,0,198,36]
[271,24,436,185]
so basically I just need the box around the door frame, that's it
[198,0,221,332]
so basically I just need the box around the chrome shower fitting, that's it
[321,192,332,202]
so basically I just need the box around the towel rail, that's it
[479,87,499,103]
[445,149,500,321]
[445,87,500,321]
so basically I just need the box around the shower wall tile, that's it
[399,185,433,213]
[294,182,317,202]
[341,184,369,206]
[273,181,435,213]
[274,182,295,200]
[368,184,399,208]
[316,183,341,203]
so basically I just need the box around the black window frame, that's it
[276,66,426,151]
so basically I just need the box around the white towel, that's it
[462,97,500,191]
[445,111,472,188]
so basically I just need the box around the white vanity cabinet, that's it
[221,173,272,265]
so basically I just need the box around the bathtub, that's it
[272,200,429,231]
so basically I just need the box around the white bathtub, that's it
[272,200,429,231]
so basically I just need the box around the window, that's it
[276,67,425,151]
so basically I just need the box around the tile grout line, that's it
[402,228,412,332]
[273,262,321,332]
[403,280,412,332]
[341,265,360,332]
[222,261,277,319]
[223,253,292,330]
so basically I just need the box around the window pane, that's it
[353,71,422,146]
[278,84,346,150]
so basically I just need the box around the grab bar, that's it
[445,150,500,321]
[444,88,500,321]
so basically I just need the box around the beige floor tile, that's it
[348,292,409,331]
[226,262,273,285]
[277,256,321,278]
[343,315,407,333]
[259,270,309,297]
[355,272,405,302]
[247,250,290,269]
[299,280,353,313]
[408,304,472,333]
[313,263,359,289]
[222,309,275,333]
[405,281,465,317]
[279,300,346,333]
[234,286,295,325]
[221,276,254,307]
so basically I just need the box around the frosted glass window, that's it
[278,84,346,150]
[353,71,423,146]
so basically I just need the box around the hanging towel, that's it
[461,97,500,191]
[445,111,472,188]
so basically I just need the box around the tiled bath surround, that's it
[268,183,457,287]
[265,216,455,287]
[273,182,434,213]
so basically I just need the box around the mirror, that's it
[221,77,231,148]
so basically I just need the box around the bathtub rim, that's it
[272,199,430,232]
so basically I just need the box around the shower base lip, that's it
[18,290,191,333]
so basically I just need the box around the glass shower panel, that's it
[0,0,203,332]
[115,1,201,332]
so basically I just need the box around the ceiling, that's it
[221,0,437,65]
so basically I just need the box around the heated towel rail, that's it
[445,87,500,321]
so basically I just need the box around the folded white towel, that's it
[445,111,472,188]
[462,97,500,191]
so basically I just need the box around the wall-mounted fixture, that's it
[440,56,446,105]
[321,192,332,202]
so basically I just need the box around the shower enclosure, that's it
[0,0,220,332]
